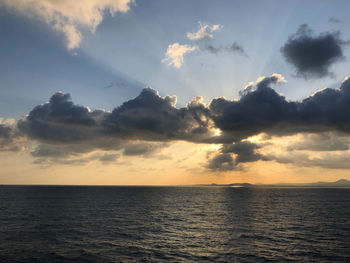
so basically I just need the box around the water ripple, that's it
[0,186,349,262]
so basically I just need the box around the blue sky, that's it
[1,0,350,118]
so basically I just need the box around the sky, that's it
[1,0,350,185]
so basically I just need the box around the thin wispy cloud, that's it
[205,42,247,56]
[163,21,248,68]
[329,17,343,24]
[186,22,222,41]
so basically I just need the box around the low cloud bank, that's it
[3,74,350,170]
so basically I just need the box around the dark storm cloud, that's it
[17,92,108,143]
[103,88,212,142]
[206,153,235,171]
[210,75,350,141]
[297,77,350,133]
[280,24,347,78]
[18,88,212,144]
[222,141,265,163]
[0,124,21,151]
[5,73,350,170]
[13,75,350,146]
[0,124,14,151]
[16,92,126,159]
[123,142,167,157]
[16,88,213,158]
[0,124,11,139]
[210,74,295,141]
[207,141,266,171]
[13,75,350,148]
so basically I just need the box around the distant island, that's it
[198,179,350,188]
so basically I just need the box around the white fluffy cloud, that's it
[186,22,222,41]
[162,43,198,68]
[161,21,223,69]
[1,0,133,50]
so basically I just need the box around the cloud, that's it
[0,124,12,139]
[186,22,246,57]
[226,42,247,56]
[222,141,264,163]
[207,153,235,171]
[104,88,213,142]
[5,74,350,170]
[0,0,133,50]
[34,152,120,166]
[205,45,220,54]
[205,42,247,56]
[164,22,246,68]
[0,120,24,152]
[207,141,266,171]
[162,43,198,68]
[210,74,294,141]
[329,17,343,24]
[18,92,108,143]
[280,24,347,79]
[0,124,18,151]
[268,151,350,170]
[98,153,120,163]
[287,133,350,152]
[16,88,214,159]
[123,142,168,157]
[210,74,350,142]
[186,22,222,41]
[17,92,126,160]
[239,73,285,96]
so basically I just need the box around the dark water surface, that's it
[0,186,349,262]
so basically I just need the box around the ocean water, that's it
[0,186,349,262]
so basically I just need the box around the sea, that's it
[0,186,349,262]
